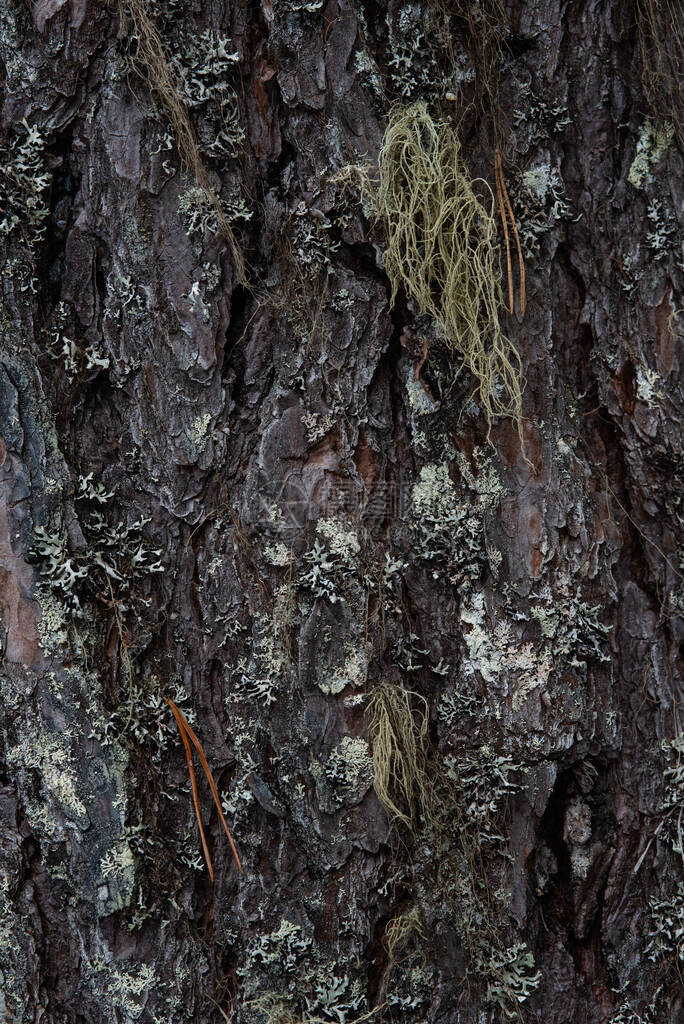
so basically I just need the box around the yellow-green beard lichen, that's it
[339,102,525,437]
[367,682,432,830]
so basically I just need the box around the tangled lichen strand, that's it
[366,683,432,830]
[635,0,684,140]
[343,103,524,438]
[118,0,247,282]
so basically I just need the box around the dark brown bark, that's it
[0,2,682,1023]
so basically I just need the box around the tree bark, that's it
[0,2,682,1023]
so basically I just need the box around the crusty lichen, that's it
[311,736,374,813]
[627,118,675,189]
[239,918,366,1024]
[7,729,88,835]
[0,119,51,249]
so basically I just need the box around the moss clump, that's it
[366,682,432,830]
[341,103,524,438]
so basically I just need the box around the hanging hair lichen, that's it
[366,682,432,830]
[340,102,524,439]
[438,0,507,133]
[385,905,427,965]
[117,0,246,283]
[635,0,684,140]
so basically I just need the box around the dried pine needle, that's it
[165,696,242,878]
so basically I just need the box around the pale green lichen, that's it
[645,882,684,966]
[0,871,31,1022]
[300,518,361,604]
[311,736,374,812]
[0,119,51,247]
[239,918,366,1024]
[645,196,675,261]
[235,585,293,704]
[32,476,163,619]
[99,841,136,912]
[84,954,159,1019]
[406,367,440,416]
[171,27,244,159]
[628,118,675,189]
[186,411,212,457]
[410,459,495,586]
[36,588,70,654]
[510,160,574,259]
[460,593,552,712]
[7,731,88,829]
[264,541,292,567]
[178,182,251,237]
[477,942,542,1019]
[321,644,368,695]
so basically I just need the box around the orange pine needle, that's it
[164,697,243,877]
[495,149,526,318]
[165,697,215,881]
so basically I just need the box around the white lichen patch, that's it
[311,736,374,811]
[628,118,675,189]
[238,917,366,1023]
[36,589,69,654]
[85,955,159,1019]
[636,365,664,405]
[316,517,360,561]
[320,643,368,696]
[406,368,439,416]
[410,460,495,586]
[460,593,551,712]
[302,411,334,445]
[185,280,210,322]
[521,162,554,202]
[178,183,251,238]
[301,518,361,603]
[411,462,456,521]
[99,841,136,913]
[7,731,88,828]
[186,412,212,458]
[236,583,293,704]
[510,161,574,259]
[264,541,292,567]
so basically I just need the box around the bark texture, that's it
[0,2,682,1023]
